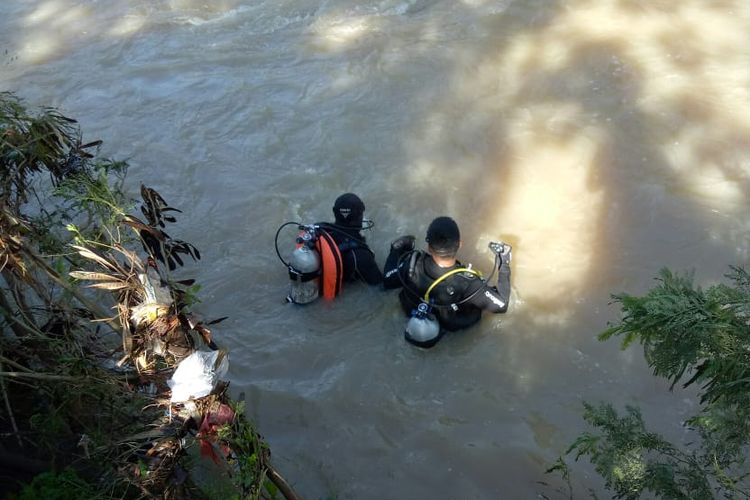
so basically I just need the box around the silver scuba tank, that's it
[288,229,321,304]
[404,302,441,347]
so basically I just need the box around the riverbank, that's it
[0,93,298,499]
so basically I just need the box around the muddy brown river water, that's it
[2,0,749,497]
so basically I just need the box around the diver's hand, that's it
[391,235,416,252]
[489,241,512,266]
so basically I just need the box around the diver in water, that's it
[279,193,381,304]
[274,193,383,304]
[319,193,382,286]
[382,216,511,347]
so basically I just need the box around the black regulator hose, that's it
[274,221,302,268]
[275,219,375,268]
[459,253,500,305]
[396,249,501,310]
[317,220,374,245]
[395,250,421,301]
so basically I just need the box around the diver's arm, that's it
[467,255,511,313]
[383,248,405,289]
[354,248,383,285]
[382,235,415,289]
[492,262,511,312]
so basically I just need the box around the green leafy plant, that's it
[9,468,103,500]
[216,401,285,500]
[552,268,750,499]
[1,93,299,499]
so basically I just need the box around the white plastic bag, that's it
[167,350,229,402]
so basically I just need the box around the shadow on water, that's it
[357,0,750,339]
[384,0,750,315]
[334,0,750,494]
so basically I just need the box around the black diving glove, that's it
[489,241,512,267]
[391,235,416,252]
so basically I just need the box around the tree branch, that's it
[266,464,302,500]
[0,371,83,382]
[0,362,23,447]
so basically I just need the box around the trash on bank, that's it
[167,349,229,402]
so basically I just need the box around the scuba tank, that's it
[287,227,321,304]
[275,217,375,304]
[404,302,441,348]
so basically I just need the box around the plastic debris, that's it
[167,350,229,402]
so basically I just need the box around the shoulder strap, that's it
[318,223,370,255]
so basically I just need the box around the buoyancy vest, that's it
[315,225,369,299]
[401,251,484,330]
[315,229,343,300]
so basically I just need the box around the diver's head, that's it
[333,193,365,228]
[426,216,461,258]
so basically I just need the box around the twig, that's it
[8,263,53,306]
[0,371,82,381]
[0,287,43,338]
[266,464,302,500]
[0,292,44,338]
[0,355,33,373]
[3,271,40,332]
[0,362,23,447]
[20,246,122,335]
[127,477,158,499]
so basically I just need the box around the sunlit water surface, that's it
[2,0,750,497]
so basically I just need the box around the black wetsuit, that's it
[383,247,510,331]
[319,223,382,285]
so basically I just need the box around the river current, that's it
[2,0,750,498]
